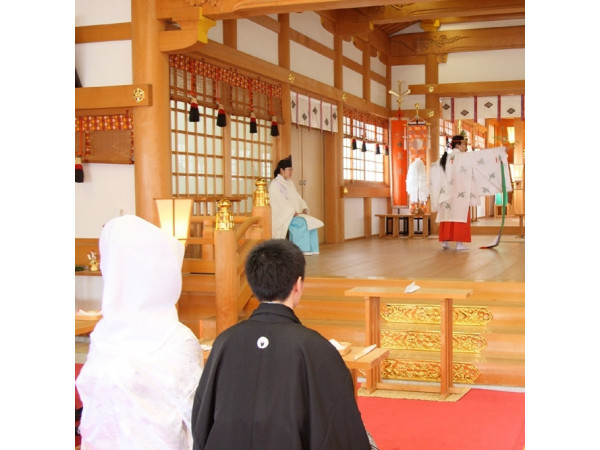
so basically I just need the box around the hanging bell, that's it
[249,112,257,134]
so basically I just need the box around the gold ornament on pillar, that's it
[215,199,234,230]
[253,178,269,207]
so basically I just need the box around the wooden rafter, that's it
[390,25,524,57]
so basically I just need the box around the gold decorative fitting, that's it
[381,359,481,384]
[342,93,347,102]
[132,88,145,103]
[288,73,295,83]
[215,199,235,230]
[427,85,435,93]
[380,304,493,326]
[253,178,270,207]
[380,330,488,354]
[427,110,435,118]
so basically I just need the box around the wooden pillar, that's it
[362,42,371,103]
[131,0,171,226]
[276,14,291,163]
[324,127,344,243]
[215,228,238,333]
[323,33,345,244]
[364,197,372,238]
[425,53,440,167]
[223,20,237,48]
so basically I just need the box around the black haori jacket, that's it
[192,302,371,449]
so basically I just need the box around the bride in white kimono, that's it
[76,215,203,449]
[268,156,323,255]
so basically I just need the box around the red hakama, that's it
[438,210,471,242]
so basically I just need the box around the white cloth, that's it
[268,174,323,239]
[406,158,428,203]
[76,215,203,450]
[430,146,511,223]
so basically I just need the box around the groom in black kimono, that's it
[192,239,373,449]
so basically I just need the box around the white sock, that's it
[456,242,469,250]
[442,241,449,249]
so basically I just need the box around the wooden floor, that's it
[306,217,524,282]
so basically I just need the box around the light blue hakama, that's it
[288,216,319,254]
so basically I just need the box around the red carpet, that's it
[358,388,525,450]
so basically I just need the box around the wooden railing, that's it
[181,181,271,335]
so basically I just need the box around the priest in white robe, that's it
[268,156,323,255]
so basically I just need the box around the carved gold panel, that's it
[380,330,487,353]
[380,304,493,326]
[381,359,481,384]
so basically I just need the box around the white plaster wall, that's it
[371,54,386,77]
[238,19,278,66]
[75,164,136,238]
[207,20,223,44]
[291,41,334,86]
[439,49,525,83]
[75,41,132,87]
[343,66,362,98]
[371,79,387,108]
[75,0,130,26]
[344,198,364,240]
[290,12,333,48]
[343,39,362,64]
[371,198,388,236]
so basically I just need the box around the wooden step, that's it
[300,319,366,345]
[182,273,216,293]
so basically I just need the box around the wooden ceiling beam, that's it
[193,0,436,20]
[438,13,525,25]
[318,9,391,56]
[390,25,524,57]
[349,0,524,25]
[408,80,525,96]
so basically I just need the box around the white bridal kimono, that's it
[268,174,323,252]
[76,215,203,450]
[430,146,512,223]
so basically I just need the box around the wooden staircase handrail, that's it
[235,216,260,240]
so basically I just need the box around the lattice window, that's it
[170,99,224,198]
[343,115,386,182]
[169,55,280,214]
[230,112,273,213]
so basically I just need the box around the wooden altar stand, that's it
[345,286,472,399]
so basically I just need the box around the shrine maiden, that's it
[430,136,511,250]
